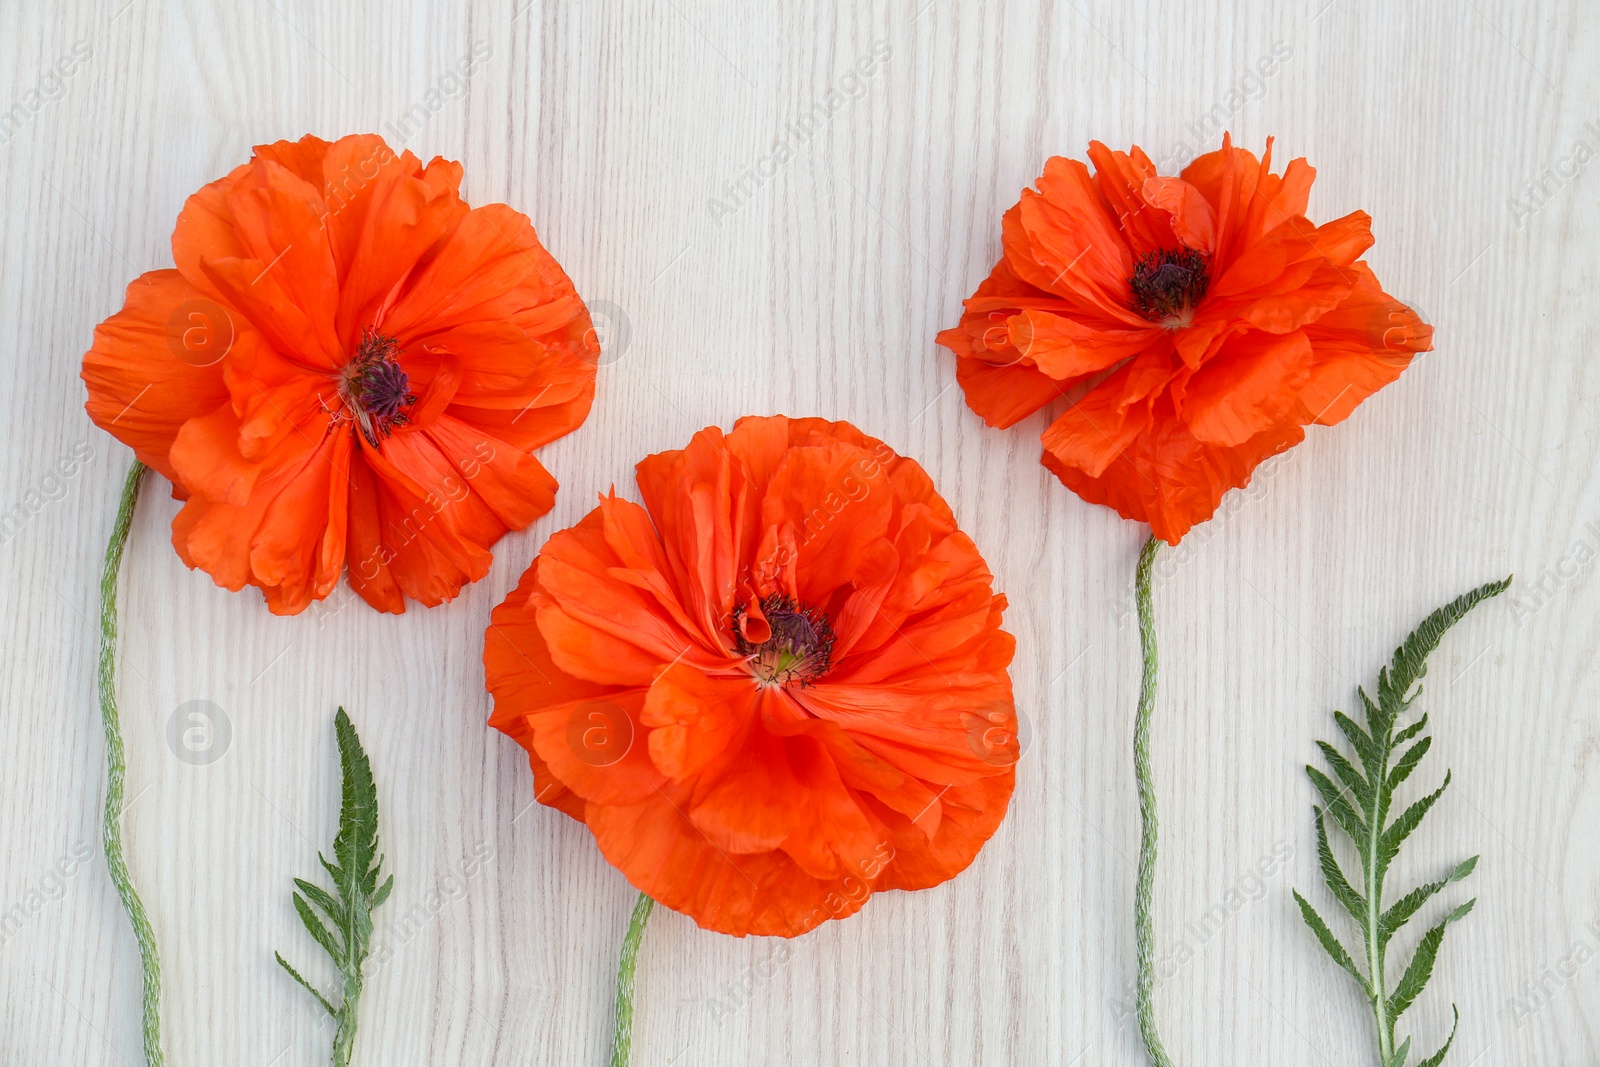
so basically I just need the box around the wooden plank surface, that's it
[2,0,1596,1063]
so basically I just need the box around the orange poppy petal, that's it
[950,352,1068,428]
[253,134,335,188]
[333,154,469,342]
[419,415,556,530]
[1038,350,1174,478]
[351,435,494,608]
[171,165,254,304]
[1181,329,1314,447]
[1140,175,1217,253]
[868,771,1014,892]
[172,427,349,614]
[485,562,594,820]
[760,438,895,606]
[586,792,869,937]
[1296,263,1430,423]
[633,425,745,642]
[935,254,1072,428]
[381,203,590,341]
[82,270,232,484]
[776,729,884,881]
[1085,141,1180,255]
[222,159,342,362]
[1009,182,1138,320]
[534,511,725,687]
[522,687,664,808]
[344,456,405,613]
[1009,308,1154,381]
[1045,398,1306,543]
[199,255,341,371]
[685,711,803,854]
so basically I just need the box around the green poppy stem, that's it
[609,891,655,1067]
[1133,534,1172,1067]
[99,460,165,1066]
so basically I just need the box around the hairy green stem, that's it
[99,460,164,1066]
[1365,793,1393,1063]
[332,983,361,1067]
[1133,535,1172,1067]
[609,891,655,1067]
[332,879,367,1067]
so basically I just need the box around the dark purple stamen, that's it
[340,327,415,445]
[358,356,412,420]
[1129,248,1210,324]
[732,593,836,687]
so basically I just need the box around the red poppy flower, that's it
[936,134,1432,543]
[81,133,599,613]
[485,416,1017,937]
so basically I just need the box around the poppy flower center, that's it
[732,593,835,687]
[338,327,415,446]
[1129,248,1210,327]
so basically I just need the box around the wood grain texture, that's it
[1,0,1596,1063]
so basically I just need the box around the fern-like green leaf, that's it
[1378,773,1451,883]
[275,952,336,1017]
[1379,858,1477,950]
[1293,891,1366,990]
[1306,766,1367,842]
[1387,734,1432,792]
[292,891,343,963]
[294,878,345,927]
[1388,900,1475,1019]
[1393,713,1430,747]
[1382,579,1510,707]
[1316,739,1370,801]
[1314,811,1366,921]
[1295,578,1506,1067]
[1335,709,1382,779]
[1414,1007,1460,1067]
[275,707,392,1067]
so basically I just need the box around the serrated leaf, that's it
[1294,891,1367,991]
[332,709,380,919]
[1315,811,1366,921]
[1316,740,1371,806]
[1387,736,1433,793]
[373,873,394,909]
[1383,579,1510,708]
[1387,1035,1412,1067]
[1379,772,1452,882]
[276,952,337,1017]
[1335,709,1382,778]
[1307,767,1367,844]
[294,878,345,927]
[1414,1006,1460,1067]
[1379,857,1477,949]
[1388,899,1474,1020]
[1393,713,1429,747]
[1361,685,1398,750]
[293,892,344,962]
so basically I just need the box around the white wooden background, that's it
[2,1,1596,1063]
